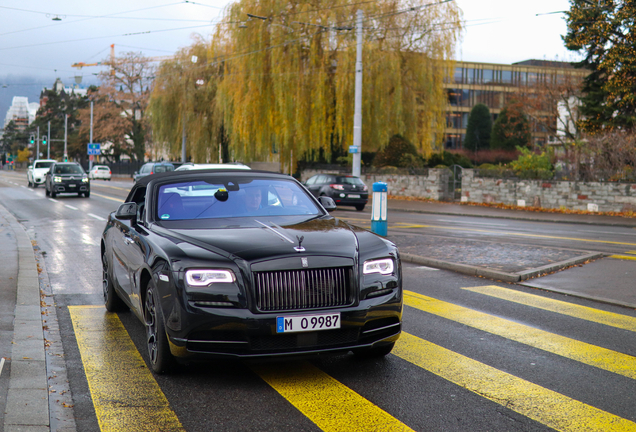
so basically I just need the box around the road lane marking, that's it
[609,254,636,261]
[88,213,106,221]
[48,198,59,203]
[393,332,636,432]
[578,230,636,236]
[65,205,78,210]
[0,357,5,377]
[626,250,636,255]
[462,285,636,333]
[91,191,124,202]
[434,219,507,226]
[69,306,184,432]
[404,291,636,380]
[391,223,636,246]
[253,361,414,432]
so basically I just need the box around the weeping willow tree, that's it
[150,0,462,169]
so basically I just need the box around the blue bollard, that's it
[371,182,388,236]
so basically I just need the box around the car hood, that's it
[160,218,359,262]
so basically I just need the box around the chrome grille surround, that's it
[254,267,353,312]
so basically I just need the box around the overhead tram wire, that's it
[0,2,186,37]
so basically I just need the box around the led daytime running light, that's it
[363,258,394,275]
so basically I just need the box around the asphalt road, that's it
[1,170,636,431]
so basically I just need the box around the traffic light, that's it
[29,135,34,144]
[42,136,47,145]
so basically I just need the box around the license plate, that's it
[69,184,76,187]
[348,194,360,198]
[276,313,340,333]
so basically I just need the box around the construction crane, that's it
[72,44,174,74]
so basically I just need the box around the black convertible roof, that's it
[134,169,292,187]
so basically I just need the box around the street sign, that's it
[348,145,359,154]
[87,143,101,155]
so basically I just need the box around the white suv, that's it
[27,159,56,187]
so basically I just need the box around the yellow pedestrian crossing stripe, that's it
[70,286,636,432]
[463,285,636,332]
[253,362,414,432]
[69,306,184,432]
[404,290,636,379]
[609,254,636,261]
[393,332,636,432]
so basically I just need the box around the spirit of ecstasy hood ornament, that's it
[294,235,305,253]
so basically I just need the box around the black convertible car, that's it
[101,169,402,373]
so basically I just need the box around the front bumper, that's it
[53,182,90,193]
[167,292,402,359]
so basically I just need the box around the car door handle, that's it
[123,236,135,245]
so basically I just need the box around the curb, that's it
[0,205,49,431]
[401,251,605,283]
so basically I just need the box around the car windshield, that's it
[155,178,321,224]
[54,165,84,174]
[335,176,365,185]
[34,161,54,169]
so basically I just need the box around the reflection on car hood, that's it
[167,218,358,262]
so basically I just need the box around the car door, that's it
[109,187,146,304]
[305,175,322,197]
[121,188,149,312]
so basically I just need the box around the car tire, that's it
[353,342,395,359]
[84,191,90,198]
[144,280,176,374]
[27,179,32,187]
[103,252,127,312]
[45,185,50,196]
[50,190,56,198]
[355,204,365,211]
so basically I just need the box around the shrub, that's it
[464,104,492,151]
[510,146,554,179]
[427,151,473,168]
[374,134,424,168]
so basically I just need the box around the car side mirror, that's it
[28,165,32,169]
[116,202,138,221]
[318,196,337,212]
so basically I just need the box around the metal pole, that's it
[89,101,94,171]
[36,126,40,160]
[64,114,68,162]
[182,120,186,163]
[47,121,50,159]
[352,9,363,177]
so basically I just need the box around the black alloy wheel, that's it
[355,204,366,211]
[144,281,176,374]
[102,252,127,312]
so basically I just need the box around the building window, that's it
[444,134,463,149]
[482,69,494,84]
[501,70,512,84]
[454,67,463,84]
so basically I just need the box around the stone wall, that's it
[461,169,636,213]
[301,168,452,201]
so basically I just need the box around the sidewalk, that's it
[386,198,636,228]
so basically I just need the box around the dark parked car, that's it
[133,162,175,183]
[101,169,402,373]
[304,174,369,211]
[45,162,90,198]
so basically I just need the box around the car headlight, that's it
[82,176,89,182]
[185,269,235,286]
[363,258,394,275]
[54,176,62,183]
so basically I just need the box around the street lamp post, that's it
[352,10,363,177]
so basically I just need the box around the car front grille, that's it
[254,267,353,312]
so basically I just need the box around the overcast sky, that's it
[0,0,577,117]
